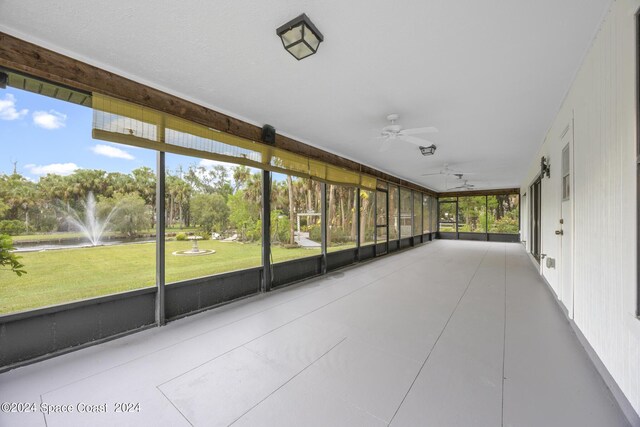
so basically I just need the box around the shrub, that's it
[190,194,229,234]
[97,193,151,237]
[0,220,26,236]
[327,228,351,245]
[270,212,291,244]
[247,221,262,242]
[308,224,321,242]
[176,232,187,241]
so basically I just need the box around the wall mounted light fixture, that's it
[276,14,324,60]
[540,156,551,178]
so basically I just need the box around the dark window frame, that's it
[636,8,640,316]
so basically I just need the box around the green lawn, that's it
[10,227,199,243]
[11,231,120,243]
[0,240,324,314]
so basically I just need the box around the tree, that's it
[232,166,251,192]
[360,190,372,244]
[244,172,262,220]
[228,190,258,241]
[0,234,26,276]
[131,167,156,226]
[0,173,37,230]
[190,193,229,234]
[105,172,136,197]
[286,175,295,245]
[327,184,335,246]
[98,193,151,237]
[166,174,192,227]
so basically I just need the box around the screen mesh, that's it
[92,93,376,190]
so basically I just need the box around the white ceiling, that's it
[0,0,611,191]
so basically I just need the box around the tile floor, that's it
[0,241,630,426]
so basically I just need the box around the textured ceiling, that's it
[0,0,611,191]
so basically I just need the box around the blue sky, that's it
[0,88,159,179]
[0,87,270,181]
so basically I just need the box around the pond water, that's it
[12,236,155,253]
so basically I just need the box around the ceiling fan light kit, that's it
[447,179,475,191]
[419,144,436,156]
[376,114,438,152]
[421,163,474,177]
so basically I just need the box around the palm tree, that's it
[327,184,335,246]
[286,175,295,245]
[243,172,262,220]
[233,166,251,192]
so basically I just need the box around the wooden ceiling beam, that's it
[0,32,438,196]
[438,188,521,198]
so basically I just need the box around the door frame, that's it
[375,188,389,256]
[529,175,542,262]
[559,119,575,317]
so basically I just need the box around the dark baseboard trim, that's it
[0,323,157,375]
[527,254,640,427]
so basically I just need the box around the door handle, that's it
[555,230,563,236]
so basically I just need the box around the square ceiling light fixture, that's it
[419,145,437,156]
[276,13,324,60]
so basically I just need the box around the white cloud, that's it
[0,94,28,120]
[198,159,234,170]
[91,144,135,160]
[25,163,79,176]
[195,159,236,185]
[32,110,67,129]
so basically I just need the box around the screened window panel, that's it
[488,194,520,233]
[360,190,375,245]
[458,196,487,233]
[327,184,357,252]
[389,185,399,240]
[413,192,422,236]
[439,201,457,232]
[93,93,377,190]
[400,188,412,238]
[423,194,430,233]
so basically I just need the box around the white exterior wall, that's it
[521,0,640,416]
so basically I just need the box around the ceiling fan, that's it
[447,180,475,190]
[377,114,438,152]
[421,163,475,178]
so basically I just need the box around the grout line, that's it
[42,243,447,398]
[40,256,399,397]
[156,256,417,389]
[227,337,348,426]
[501,244,508,427]
[156,386,194,427]
[388,245,491,426]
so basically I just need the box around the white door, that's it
[559,123,574,317]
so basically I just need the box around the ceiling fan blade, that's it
[400,126,439,135]
[420,172,443,176]
[398,135,431,146]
